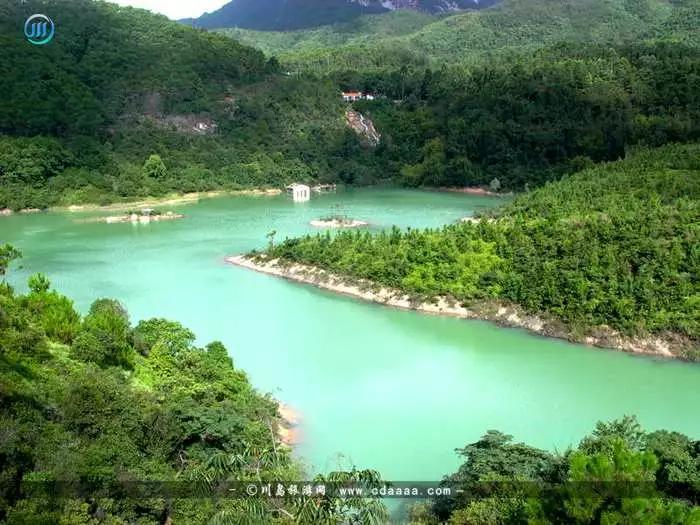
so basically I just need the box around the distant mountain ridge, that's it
[181,0,500,30]
[221,0,700,74]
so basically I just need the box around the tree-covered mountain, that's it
[1,0,698,210]
[223,0,700,72]
[0,0,272,135]
[0,0,367,209]
[343,42,699,189]
[217,0,700,191]
[182,0,500,31]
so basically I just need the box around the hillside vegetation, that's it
[0,0,363,209]
[411,417,700,524]
[344,42,700,189]
[220,10,435,58]
[182,0,386,31]
[1,0,699,208]
[221,0,700,191]
[186,0,499,31]
[0,249,386,524]
[227,0,700,72]
[264,144,700,358]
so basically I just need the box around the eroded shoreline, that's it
[60,189,283,213]
[226,255,694,361]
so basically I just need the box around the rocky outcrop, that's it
[378,0,501,13]
[277,403,302,446]
[345,110,381,146]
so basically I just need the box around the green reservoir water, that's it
[2,188,699,483]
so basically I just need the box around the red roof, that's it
[343,91,362,96]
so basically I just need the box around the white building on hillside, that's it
[341,91,378,102]
[342,91,363,102]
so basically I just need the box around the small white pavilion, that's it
[287,184,311,202]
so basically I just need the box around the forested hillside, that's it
[264,144,700,358]
[224,0,700,72]
[2,0,699,208]
[0,0,363,209]
[222,0,700,190]
[0,247,386,524]
[220,10,435,57]
[409,417,700,524]
[343,42,700,188]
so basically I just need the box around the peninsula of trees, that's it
[256,144,700,360]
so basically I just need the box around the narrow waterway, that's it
[2,188,699,486]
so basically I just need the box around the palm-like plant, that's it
[190,448,388,524]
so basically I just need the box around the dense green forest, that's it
[219,10,436,58]
[2,0,699,208]
[224,0,700,73]
[408,417,700,524]
[0,245,387,524]
[263,143,700,358]
[0,0,361,209]
[342,41,700,188]
[3,1,700,522]
[222,0,700,190]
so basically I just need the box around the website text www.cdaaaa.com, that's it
[246,482,453,499]
[22,480,673,500]
[22,481,454,500]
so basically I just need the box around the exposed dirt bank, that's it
[1,190,284,217]
[277,402,302,446]
[0,208,43,216]
[460,216,499,224]
[227,255,696,361]
[345,110,381,147]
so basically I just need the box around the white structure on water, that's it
[287,183,311,202]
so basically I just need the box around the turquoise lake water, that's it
[1,188,699,492]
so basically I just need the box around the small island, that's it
[310,217,368,228]
[310,206,368,228]
[100,208,184,224]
